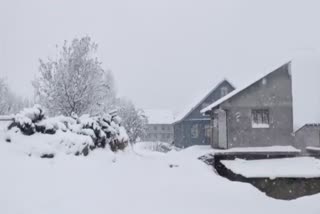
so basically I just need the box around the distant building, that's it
[173,80,235,148]
[294,124,320,154]
[201,62,294,149]
[142,109,174,143]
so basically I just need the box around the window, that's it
[191,124,199,138]
[204,125,212,138]
[162,125,165,131]
[252,109,270,128]
[220,87,229,97]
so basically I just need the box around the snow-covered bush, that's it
[6,105,129,158]
[6,129,93,158]
[8,104,45,135]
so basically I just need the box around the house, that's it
[201,62,294,149]
[294,124,320,154]
[142,109,174,143]
[174,80,235,148]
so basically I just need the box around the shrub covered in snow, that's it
[6,105,129,158]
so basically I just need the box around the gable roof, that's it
[201,61,292,114]
[174,79,235,124]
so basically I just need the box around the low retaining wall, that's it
[200,154,320,200]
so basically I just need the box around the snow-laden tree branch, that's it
[33,36,115,116]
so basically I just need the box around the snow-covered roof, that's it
[305,123,320,127]
[306,147,320,152]
[201,61,291,114]
[174,79,234,123]
[144,109,175,124]
[221,157,320,179]
[295,123,320,133]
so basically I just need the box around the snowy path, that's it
[0,144,319,214]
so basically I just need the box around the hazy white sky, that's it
[0,0,319,126]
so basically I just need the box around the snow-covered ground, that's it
[0,139,320,214]
[0,121,10,131]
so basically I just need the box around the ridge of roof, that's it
[200,61,292,114]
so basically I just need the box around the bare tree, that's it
[33,36,114,116]
[116,98,148,143]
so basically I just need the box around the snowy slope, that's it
[0,142,320,214]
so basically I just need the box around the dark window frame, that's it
[251,109,270,128]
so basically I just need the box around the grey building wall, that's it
[143,124,174,143]
[174,80,235,148]
[174,120,211,148]
[294,124,320,153]
[212,63,294,148]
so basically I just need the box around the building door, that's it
[218,109,227,149]
[211,109,228,149]
[211,112,219,148]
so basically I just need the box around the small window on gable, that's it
[262,78,267,85]
[252,109,270,128]
[220,87,229,97]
